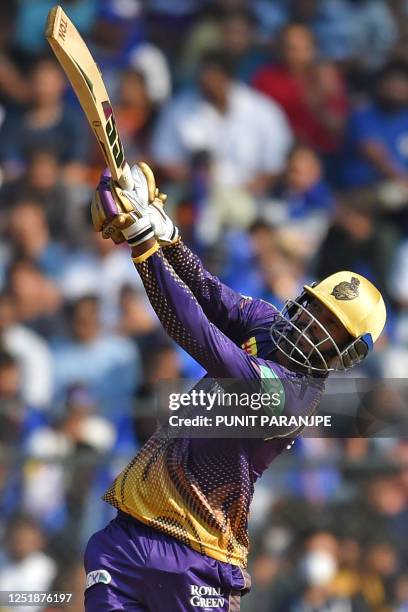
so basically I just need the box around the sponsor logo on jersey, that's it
[241,336,257,356]
[85,569,112,590]
[189,585,225,608]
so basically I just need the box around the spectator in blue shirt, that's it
[272,145,335,221]
[6,200,68,282]
[342,61,408,188]
[52,295,140,421]
[0,58,89,182]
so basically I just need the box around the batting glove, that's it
[149,196,179,246]
[92,163,156,247]
[92,162,179,247]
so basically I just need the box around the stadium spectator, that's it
[342,60,408,188]
[0,350,45,448]
[23,386,115,537]
[217,8,268,82]
[255,0,397,67]
[144,0,202,57]
[5,200,68,281]
[344,0,398,83]
[0,150,77,242]
[0,515,57,612]
[14,0,97,57]
[315,190,397,301]
[128,42,171,106]
[7,259,62,339]
[0,25,30,111]
[268,145,334,250]
[52,295,140,418]
[0,58,89,182]
[0,292,52,408]
[311,0,397,68]
[288,532,352,610]
[388,237,408,343]
[152,51,292,194]
[253,23,348,154]
[367,475,408,563]
[180,7,268,86]
[134,341,182,445]
[59,231,145,328]
[46,560,85,612]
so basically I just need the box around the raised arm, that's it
[91,163,272,360]
[132,241,260,380]
[162,239,250,338]
[91,164,324,439]
[133,241,324,437]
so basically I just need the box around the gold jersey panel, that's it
[103,430,253,568]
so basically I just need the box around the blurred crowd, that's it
[0,1,408,610]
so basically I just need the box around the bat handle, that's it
[118,162,134,190]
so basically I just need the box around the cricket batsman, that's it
[84,163,386,611]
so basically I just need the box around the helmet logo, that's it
[331,277,360,301]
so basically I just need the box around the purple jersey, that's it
[103,241,324,567]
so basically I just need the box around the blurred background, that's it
[0,0,408,610]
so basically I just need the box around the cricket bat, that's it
[45,5,134,191]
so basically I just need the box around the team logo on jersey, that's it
[189,585,225,608]
[242,336,257,356]
[331,277,360,301]
[85,569,112,590]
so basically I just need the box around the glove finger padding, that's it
[92,168,140,237]
[108,161,157,219]
[101,212,137,240]
[106,225,126,244]
[91,170,128,233]
[91,189,107,233]
[136,161,157,203]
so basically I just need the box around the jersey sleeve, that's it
[134,246,261,380]
[256,360,325,440]
[162,239,259,339]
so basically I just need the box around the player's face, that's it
[288,298,351,368]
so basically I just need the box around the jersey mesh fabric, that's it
[103,246,325,567]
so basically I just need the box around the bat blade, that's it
[45,5,133,189]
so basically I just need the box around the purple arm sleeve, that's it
[135,250,260,379]
[162,241,252,338]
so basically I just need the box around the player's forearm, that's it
[131,246,259,379]
[162,239,221,302]
[162,239,245,336]
[131,237,157,259]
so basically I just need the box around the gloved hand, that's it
[91,162,155,247]
[149,196,179,246]
[91,162,179,246]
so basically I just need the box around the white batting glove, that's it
[92,162,179,247]
[149,198,179,246]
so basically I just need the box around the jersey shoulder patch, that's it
[259,364,285,416]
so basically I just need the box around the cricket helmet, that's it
[270,271,386,374]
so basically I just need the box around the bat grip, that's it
[118,162,134,190]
